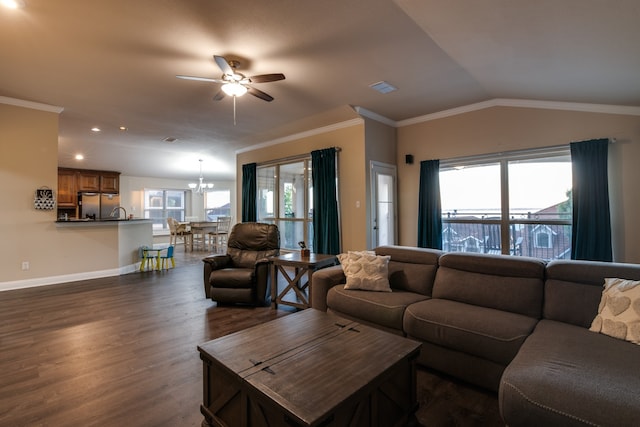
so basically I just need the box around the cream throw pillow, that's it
[589,277,640,345]
[337,251,392,292]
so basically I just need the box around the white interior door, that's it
[371,162,397,247]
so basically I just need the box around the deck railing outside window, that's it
[442,211,571,260]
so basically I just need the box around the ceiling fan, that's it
[176,55,285,102]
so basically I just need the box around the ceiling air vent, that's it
[163,137,178,143]
[369,81,397,94]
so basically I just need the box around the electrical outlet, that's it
[21,261,30,271]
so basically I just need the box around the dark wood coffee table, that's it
[198,309,421,427]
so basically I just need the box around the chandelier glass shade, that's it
[189,159,214,194]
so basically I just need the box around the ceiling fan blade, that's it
[213,90,226,101]
[248,73,285,83]
[176,75,225,83]
[247,87,274,102]
[214,55,234,76]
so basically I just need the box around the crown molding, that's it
[236,118,363,154]
[0,96,64,114]
[397,98,640,127]
[352,106,396,127]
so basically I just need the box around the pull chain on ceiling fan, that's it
[177,55,285,125]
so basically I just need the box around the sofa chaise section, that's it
[499,259,640,426]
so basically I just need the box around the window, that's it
[205,190,231,221]
[143,189,187,231]
[440,147,572,260]
[257,159,313,251]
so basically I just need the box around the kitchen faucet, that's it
[110,206,128,219]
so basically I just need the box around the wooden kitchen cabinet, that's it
[57,168,78,207]
[77,171,100,192]
[100,172,120,193]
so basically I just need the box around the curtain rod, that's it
[255,146,341,167]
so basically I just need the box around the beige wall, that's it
[236,122,368,251]
[1,102,131,289]
[397,106,640,263]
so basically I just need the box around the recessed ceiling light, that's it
[1,0,25,9]
[119,126,127,131]
[91,127,101,132]
[369,81,398,94]
[75,154,84,160]
[163,137,178,143]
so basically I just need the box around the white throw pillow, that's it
[337,251,391,292]
[589,277,640,345]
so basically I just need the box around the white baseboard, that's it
[0,263,141,292]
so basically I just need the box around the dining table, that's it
[189,221,218,251]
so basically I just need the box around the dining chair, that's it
[167,217,193,251]
[208,216,232,253]
[160,245,175,270]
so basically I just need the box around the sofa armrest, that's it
[202,255,231,298]
[311,265,346,311]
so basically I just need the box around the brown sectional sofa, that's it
[312,245,640,426]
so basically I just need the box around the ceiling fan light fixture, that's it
[221,82,247,97]
[1,0,25,9]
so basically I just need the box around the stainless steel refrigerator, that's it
[100,193,121,219]
[78,193,100,219]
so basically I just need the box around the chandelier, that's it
[188,159,214,194]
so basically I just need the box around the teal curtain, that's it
[417,159,442,249]
[241,163,257,222]
[311,148,340,254]
[570,139,612,261]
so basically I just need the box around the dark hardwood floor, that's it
[0,248,503,426]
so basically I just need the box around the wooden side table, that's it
[270,252,337,310]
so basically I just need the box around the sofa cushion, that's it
[375,246,442,295]
[545,259,640,327]
[433,253,545,318]
[500,319,640,427]
[327,285,429,331]
[404,299,538,365]
[337,251,392,292]
[590,277,640,344]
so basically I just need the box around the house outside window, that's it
[257,159,313,251]
[533,225,555,249]
[143,189,187,231]
[439,146,572,260]
[205,190,231,221]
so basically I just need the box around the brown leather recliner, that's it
[202,222,280,306]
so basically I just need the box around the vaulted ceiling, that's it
[1,0,638,180]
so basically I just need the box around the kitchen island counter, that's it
[55,219,153,275]
[55,218,151,227]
